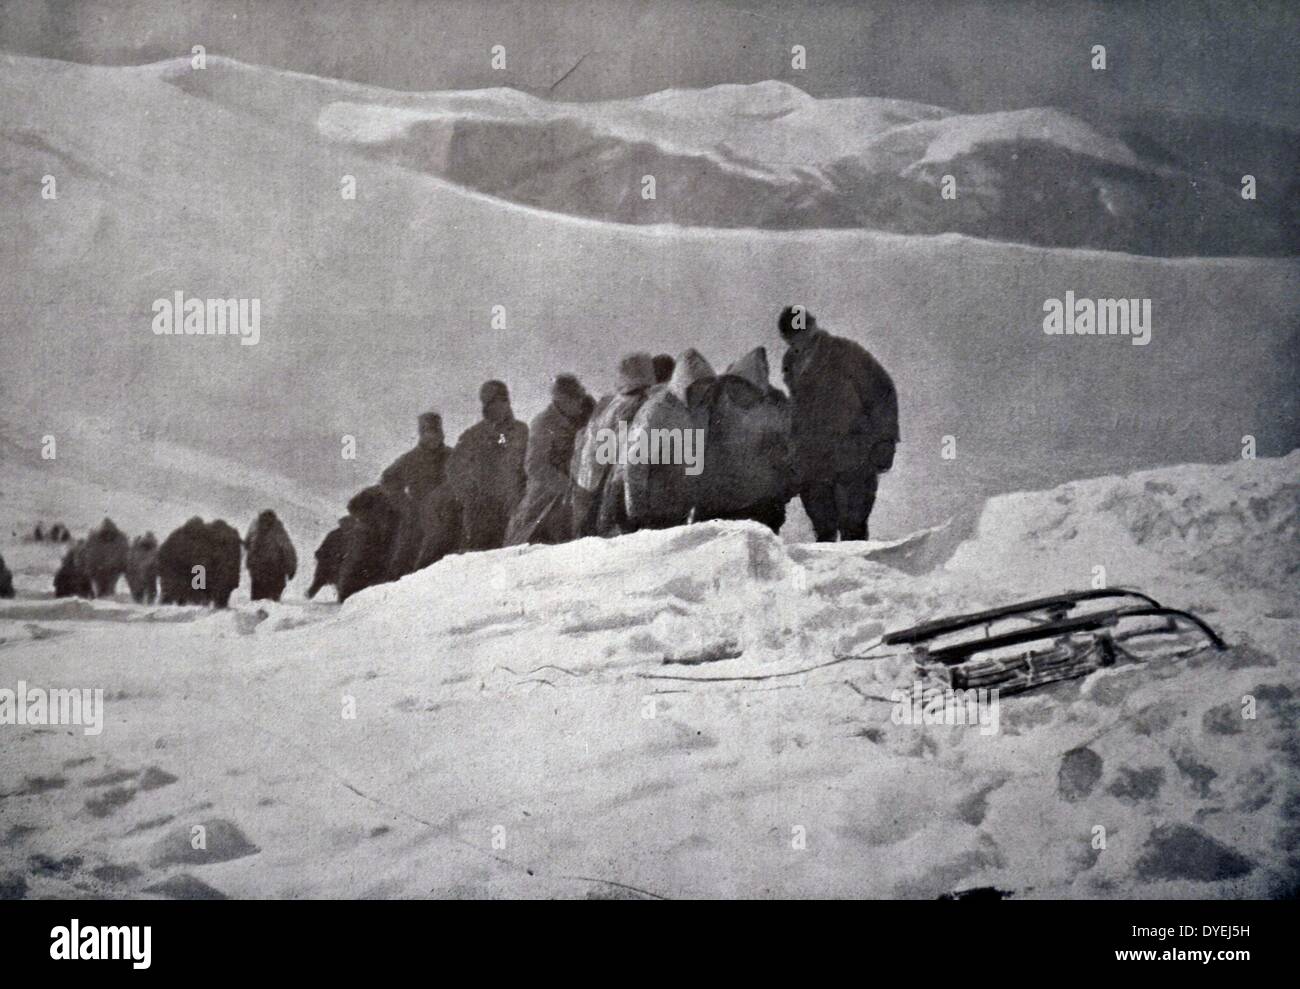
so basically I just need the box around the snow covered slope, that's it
[2,54,1297,542]
[1,454,1296,899]
[166,56,1295,254]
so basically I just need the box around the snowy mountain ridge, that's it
[134,52,1297,254]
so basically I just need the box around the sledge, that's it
[883,588,1227,696]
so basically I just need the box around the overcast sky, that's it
[2,0,1297,126]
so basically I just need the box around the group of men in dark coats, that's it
[51,511,298,608]
[310,383,541,602]
[307,306,898,603]
[25,522,71,543]
[28,307,895,608]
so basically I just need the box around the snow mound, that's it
[337,521,806,675]
[945,450,1300,622]
[1,456,1297,898]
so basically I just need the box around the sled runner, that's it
[883,588,1227,696]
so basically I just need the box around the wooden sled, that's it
[883,588,1227,697]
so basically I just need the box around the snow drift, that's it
[2,453,1296,898]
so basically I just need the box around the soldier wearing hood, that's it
[82,518,129,598]
[0,553,14,599]
[779,307,898,541]
[54,539,92,598]
[307,516,356,600]
[572,353,657,537]
[337,486,404,602]
[245,509,298,602]
[505,374,595,546]
[695,346,795,533]
[205,519,243,608]
[126,532,160,604]
[452,380,529,551]
[652,353,676,385]
[158,517,208,605]
[623,349,716,530]
[157,517,241,607]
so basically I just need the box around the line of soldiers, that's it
[310,307,899,602]
[22,522,73,543]
[52,511,298,608]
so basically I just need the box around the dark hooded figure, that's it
[779,307,899,541]
[652,353,676,385]
[245,509,298,602]
[572,353,657,538]
[0,553,14,599]
[82,518,129,598]
[157,517,241,607]
[379,484,419,580]
[505,374,595,546]
[205,520,243,608]
[306,516,356,600]
[126,532,160,604]
[32,523,44,542]
[53,523,71,543]
[337,485,405,603]
[413,481,464,571]
[623,349,716,531]
[54,540,92,598]
[452,380,528,552]
[381,412,453,579]
[158,517,209,605]
[695,347,796,533]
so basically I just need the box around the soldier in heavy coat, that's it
[245,509,298,602]
[505,374,594,546]
[126,532,159,604]
[337,485,405,603]
[205,520,243,608]
[379,412,453,579]
[623,349,716,530]
[158,517,208,605]
[54,539,92,598]
[452,380,528,552]
[157,517,241,607]
[306,516,355,600]
[82,518,130,598]
[381,412,453,505]
[572,353,657,538]
[779,307,899,541]
[413,483,463,570]
[695,346,795,533]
